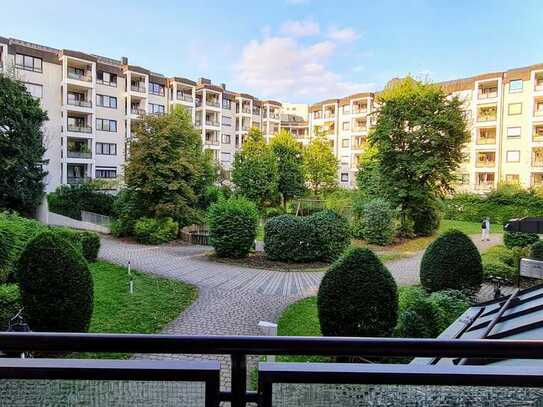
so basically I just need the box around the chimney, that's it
[121,56,128,65]
[221,83,226,90]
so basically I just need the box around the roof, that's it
[413,284,543,367]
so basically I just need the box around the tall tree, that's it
[270,130,306,206]
[0,74,48,215]
[124,106,215,226]
[303,135,338,195]
[368,77,469,234]
[232,128,278,207]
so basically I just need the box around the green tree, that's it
[270,130,306,206]
[303,135,338,195]
[124,106,215,227]
[232,128,278,207]
[0,74,48,215]
[368,77,469,233]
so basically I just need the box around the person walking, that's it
[481,217,490,241]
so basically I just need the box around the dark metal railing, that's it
[2,333,543,407]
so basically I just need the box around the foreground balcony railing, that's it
[67,70,92,82]
[131,108,146,115]
[67,124,92,133]
[2,333,543,407]
[67,99,92,108]
[206,100,220,108]
[206,120,220,127]
[67,176,90,185]
[131,84,147,93]
[67,150,92,159]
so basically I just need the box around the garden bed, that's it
[207,252,330,272]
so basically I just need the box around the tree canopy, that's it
[303,134,338,195]
[0,74,48,215]
[270,130,306,205]
[123,106,215,227]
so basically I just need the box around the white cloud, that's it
[234,36,376,102]
[327,26,359,42]
[280,19,320,37]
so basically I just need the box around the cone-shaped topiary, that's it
[420,229,483,292]
[16,231,94,332]
[530,241,543,261]
[317,247,398,337]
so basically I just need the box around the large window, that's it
[95,168,117,179]
[508,103,522,115]
[24,83,43,99]
[15,53,42,73]
[149,103,165,114]
[222,99,231,110]
[509,79,523,93]
[342,121,350,131]
[149,82,165,96]
[97,71,117,87]
[507,127,522,139]
[341,173,349,182]
[96,118,117,132]
[341,139,349,148]
[96,94,117,108]
[222,134,231,144]
[222,116,232,126]
[220,152,231,163]
[96,142,117,155]
[342,105,350,114]
[506,150,520,163]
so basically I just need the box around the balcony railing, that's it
[67,151,92,159]
[242,107,251,114]
[131,84,147,93]
[206,100,220,108]
[67,99,92,108]
[252,109,261,116]
[352,106,367,114]
[536,82,543,92]
[131,108,146,115]
[206,120,220,127]
[324,112,335,118]
[3,333,543,407]
[178,93,194,102]
[475,180,494,190]
[96,79,117,87]
[478,89,498,99]
[477,110,497,122]
[67,176,90,185]
[67,70,92,82]
[534,130,543,142]
[476,159,496,168]
[67,124,92,133]
[205,138,220,146]
[477,136,496,145]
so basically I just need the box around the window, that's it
[507,126,521,139]
[342,121,350,131]
[149,82,165,96]
[460,174,470,184]
[15,53,42,73]
[149,103,165,114]
[506,150,520,163]
[24,83,43,99]
[313,111,321,119]
[342,105,350,114]
[509,79,523,93]
[96,143,117,155]
[222,134,231,144]
[221,152,231,163]
[223,99,231,110]
[96,119,117,132]
[95,168,117,179]
[506,174,520,184]
[97,71,117,87]
[222,116,232,126]
[341,173,349,182]
[96,94,117,108]
[341,139,349,148]
[508,103,522,115]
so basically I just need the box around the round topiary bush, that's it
[80,231,100,262]
[409,203,441,237]
[309,210,351,260]
[208,196,259,258]
[16,231,94,332]
[420,229,483,292]
[355,198,395,245]
[530,241,543,261]
[317,247,398,337]
[503,231,539,249]
[264,215,319,262]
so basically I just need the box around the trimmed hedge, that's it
[503,231,539,249]
[16,231,94,332]
[80,231,101,262]
[317,247,398,337]
[47,183,114,220]
[308,210,350,260]
[353,198,395,244]
[409,203,441,237]
[530,241,543,261]
[134,217,179,245]
[0,284,21,331]
[420,229,483,292]
[208,196,259,258]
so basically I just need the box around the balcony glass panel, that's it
[532,148,543,167]
[477,106,497,122]
[534,127,543,142]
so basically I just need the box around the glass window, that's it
[506,150,520,163]
[149,82,165,96]
[342,121,350,131]
[343,105,350,114]
[223,99,231,109]
[508,103,522,115]
[16,53,42,72]
[96,168,117,179]
[222,116,232,126]
[341,139,349,148]
[222,134,231,144]
[341,173,349,182]
[24,83,43,99]
[509,79,523,93]
[220,152,231,163]
[97,95,117,108]
[506,174,520,184]
[149,103,165,114]
[507,127,521,138]
[96,143,117,155]
[96,119,117,132]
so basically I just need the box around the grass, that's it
[78,261,198,359]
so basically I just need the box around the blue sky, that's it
[2,0,541,102]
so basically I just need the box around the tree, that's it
[0,74,48,215]
[270,130,306,206]
[303,135,338,195]
[368,77,469,233]
[124,106,215,227]
[232,128,278,207]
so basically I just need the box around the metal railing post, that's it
[231,353,247,407]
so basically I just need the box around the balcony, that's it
[532,173,543,187]
[67,99,92,108]
[131,84,147,93]
[535,75,543,92]
[352,104,367,114]
[476,152,496,168]
[532,148,543,167]
[206,99,220,108]
[535,100,543,118]
[478,84,498,99]
[477,106,497,122]
[534,126,543,142]
[130,107,146,116]
[205,137,220,146]
[206,119,220,127]
[324,111,335,119]
[66,176,91,185]
[67,68,91,82]
[242,107,251,114]
[477,128,496,145]
[67,150,92,159]
[177,93,193,102]
[67,124,92,134]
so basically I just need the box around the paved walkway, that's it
[98,233,503,391]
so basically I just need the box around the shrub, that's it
[355,198,395,245]
[47,182,115,220]
[530,241,543,261]
[427,290,470,333]
[0,228,14,283]
[483,261,517,283]
[503,231,539,249]
[396,297,439,338]
[309,210,351,260]
[208,196,259,258]
[198,185,231,210]
[134,217,179,245]
[16,231,93,332]
[263,206,285,220]
[111,189,145,237]
[420,229,483,292]
[80,231,101,262]
[264,215,319,262]
[0,284,21,331]
[482,245,515,267]
[317,247,398,337]
[409,203,441,237]
[50,226,83,253]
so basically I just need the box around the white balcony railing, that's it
[67,70,91,82]
[67,99,92,108]
[67,124,92,133]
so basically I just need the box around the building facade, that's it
[1,36,542,193]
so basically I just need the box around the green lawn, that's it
[439,219,502,235]
[79,261,198,359]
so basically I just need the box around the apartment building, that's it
[0,36,285,193]
[308,64,543,191]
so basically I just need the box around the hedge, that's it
[308,210,350,260]
[530,241,543,261]
[353,198,395,244]
[0,284,21,331]
[133,217,179,245]
[503,231,539,249]
[420,229,483,292]
[16,231,94,332]
[208,196,259,258]
[47,182,114,220]
[408,203,441,237]
[317,247,398,337]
